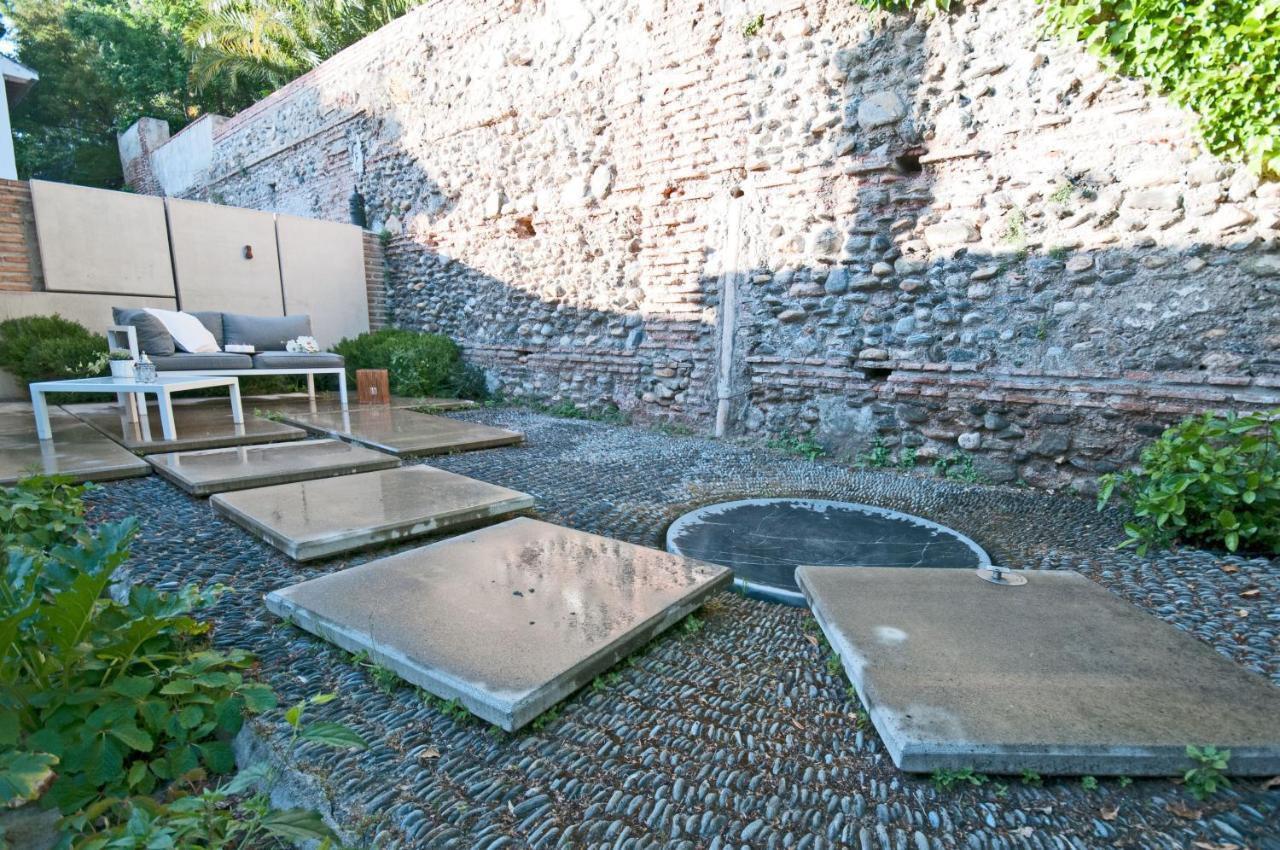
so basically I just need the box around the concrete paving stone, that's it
[797,566,1280,776]
[264,517,733,730]
[211,465,535,560]
[0,406,150,484]
[146,438,400,496]
[247,393,478,414]
[65,399,307,454]
[89,410,1280,846]
[280,407,521,456]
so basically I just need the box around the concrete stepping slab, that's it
[66,400,306,454]
[248,393,478,414]
[212,465,534,560]
[0,405,150,484]
[264,517,732,730]
[798,566,1280,776]
[280,407,521,457]
[146,438,400,496]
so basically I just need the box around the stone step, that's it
[211,465,535,560]
[0,403,150,485]
[264,517,732,730]
[65,398,307,454]
[147,438,400,496]
[280,407,521,457]
[798,565,1280,776]
[248,393,478,415]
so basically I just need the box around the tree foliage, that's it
[185,0,425,98]
[0,0,243,187]
[0,0,423,188]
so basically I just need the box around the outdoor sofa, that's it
[108,308,348,406]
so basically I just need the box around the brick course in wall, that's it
[0,179,42,291]
[362,230,388,330]
[125,0,1280,491]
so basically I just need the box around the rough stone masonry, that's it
[120,0,1280,491]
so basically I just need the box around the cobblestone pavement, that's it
[91,409,1280,850]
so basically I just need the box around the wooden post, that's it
[356,369,391,405]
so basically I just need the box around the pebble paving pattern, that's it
[90,409,1280,850]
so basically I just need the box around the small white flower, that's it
[286,336,320,354]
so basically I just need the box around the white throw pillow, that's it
[143,308,221,354]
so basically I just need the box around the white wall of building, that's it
[0,56,38,181]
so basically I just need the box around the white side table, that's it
[30,375,243,442]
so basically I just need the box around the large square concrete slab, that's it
[248,393,478,414]
[280,407,521,457]
[0,414,150,484]
[146,438,399,496]
[798,566,1280,776]
[264,517,732,730]
[211,465,535,560]
[67,400,307,454]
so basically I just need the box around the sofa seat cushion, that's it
[113,307,176,357]
[151,352,254,371]
[251,351,344,370]
[223,313,312,351]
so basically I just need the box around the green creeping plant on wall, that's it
[858,0,1279,178]
[1041,0,1279,178]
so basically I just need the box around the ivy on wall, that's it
[1041,0,1279,178]
[857,0,1279,178]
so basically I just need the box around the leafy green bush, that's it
[1098,408,1280,554]
[332,328,487,399]
[65,693,368,850]
[0,519,277,813]
[1183,745,1231,800]
[1041,0,1279,177]
[0,475,93,552]
[0,472,368,848]
[856,0,951,12]
[0,315,108,385]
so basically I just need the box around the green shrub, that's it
[1183,745,1231,800]
[0,520,277,813]
[0,468,368,848]
[1097,408,1280,554]
[1042,0,1278,177]
[0,475,93,552]
[767,432,826,461]
[63,692,367,849]
[332,328,487,399]
[934,452,982,483]
[0,315,108,385]
[857,0,951,12]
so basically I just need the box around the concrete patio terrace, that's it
[56,404,1279,850]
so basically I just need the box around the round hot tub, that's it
[665,498,990,605]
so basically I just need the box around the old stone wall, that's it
[129,0,1280,490]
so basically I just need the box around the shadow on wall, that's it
[706,11,1279,487]
[168,2,1279,491]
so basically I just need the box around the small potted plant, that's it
[108,349,136,379]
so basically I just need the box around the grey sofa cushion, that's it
[112,307,176,357]
[252,351,344,370]
[151,352,253,371]
[190,311,225,347]
[222,313,311,351]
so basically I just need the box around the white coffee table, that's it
[30,375,243,442]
